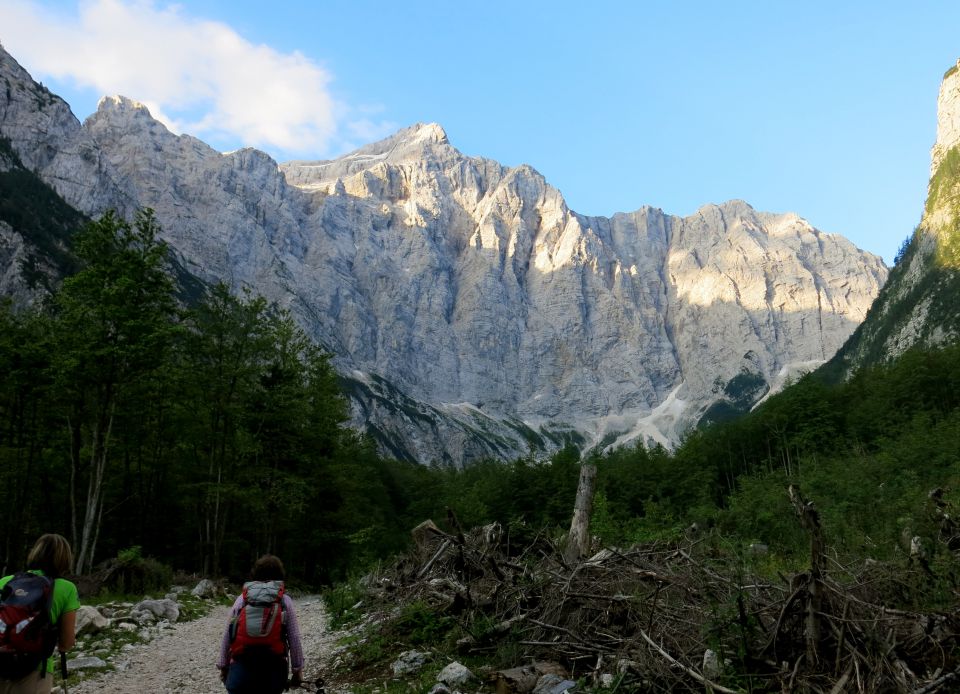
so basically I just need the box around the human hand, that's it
[288,670,303,689]
[220,666,229,683]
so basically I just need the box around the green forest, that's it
[2,209,959,597]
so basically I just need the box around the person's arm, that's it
[283,595,304,677]
[217,596,244,676]
[54,578,81,653]
[217,625,231,680]
[58,609,76,652]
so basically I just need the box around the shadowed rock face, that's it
[0,46,888,464]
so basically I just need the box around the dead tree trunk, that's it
[564,462,597,565]
[788,484,824,671]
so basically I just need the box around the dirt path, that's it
[69,596,342,693]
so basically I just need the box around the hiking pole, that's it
[60,651,69,694]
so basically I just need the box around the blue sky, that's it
[3,1,960,264]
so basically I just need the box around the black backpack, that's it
[0,572,57,680]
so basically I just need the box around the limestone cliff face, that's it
[829,59,960,375]
[930,60,960,178]
[0,48,135,216]
[276,130,886,451]
[0,45,888,463]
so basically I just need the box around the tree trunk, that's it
[564,462,597,565]
[67,416,80,562]
[76,407,114,574]
[788,484,824,670]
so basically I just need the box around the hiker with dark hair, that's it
[0,533,80,694]
[217,555,304,692]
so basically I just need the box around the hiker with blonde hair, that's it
[0,534,80,694]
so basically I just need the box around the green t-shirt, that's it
[0,570,80,673]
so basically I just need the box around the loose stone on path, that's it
[69,596,338,694]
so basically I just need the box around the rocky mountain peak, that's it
[95,94,153,117]
[409,121,449,145]
[0,45,136,216]
[280,121,454,193]
[0,45,890,463]
[930,59,960,177]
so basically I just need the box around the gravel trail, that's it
[70,596,341,693]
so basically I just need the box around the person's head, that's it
[251,554,285,581]
[26,534,73,577]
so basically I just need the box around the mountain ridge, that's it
[0,44,888,463]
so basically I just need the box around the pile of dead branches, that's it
[359,496,960,693]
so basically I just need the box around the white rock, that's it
[131,610,154,625]
[437,661,473,686]
[391,649,429,676]
[74,606,109,635]
[69,656,107,670]
[190,579,217,598]
[133,598,179,623]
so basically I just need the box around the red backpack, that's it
[0,572,57,680]
[228,580,286,660]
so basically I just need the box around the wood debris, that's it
[353,493,960,692]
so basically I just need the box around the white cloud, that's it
[0,0,392,156]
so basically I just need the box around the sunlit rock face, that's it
[276,129,886,454]
[830,58,960,374]
[931,60,960,178]
[0,45,888,463]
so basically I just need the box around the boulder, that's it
[190,578,217,598]
[391,649,429,676]
[74,606,109,635]
[131,609,155,625]
[132,598,179,622]
[69,656,107,670]
[494,663,567,693]
[437,661,473,687]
